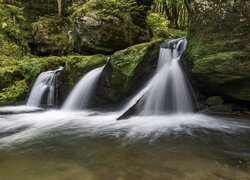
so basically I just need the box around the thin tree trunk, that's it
[57,0,62,17]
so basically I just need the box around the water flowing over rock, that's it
[141,39,193,115]
[27,67,63,107]
[120,38,194,118]
[62,66,105,110]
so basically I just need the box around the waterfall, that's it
[121,38,193,116]
[62,66,105,110]
[27,66,63,107]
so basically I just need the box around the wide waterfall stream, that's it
[0,39,249,179]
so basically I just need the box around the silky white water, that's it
[121,38,193,115]
[0,110,249,148]
[141,39,193,114]
[62,66,105,110]
[26,67,63,107]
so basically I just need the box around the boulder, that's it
[204,96,224,106]
[70,0,151,54]
[186,0,250,102]
[29,17,70,56]
[95,39,163,105]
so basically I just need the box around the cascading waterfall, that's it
[121,38,194,116]
[27,66,63,107]
[62,66,105,110]
[141,38,193,115]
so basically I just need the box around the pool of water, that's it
[0,108,249,180]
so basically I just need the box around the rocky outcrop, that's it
[95,39,163,105]
[186,0,250,103]
[29,17,70,56]
[70,0,151,54]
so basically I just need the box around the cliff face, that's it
[186,0,250,102]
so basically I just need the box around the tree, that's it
[56,0,62,17]
[153,0,189,29]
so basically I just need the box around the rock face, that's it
[186,0,250,102]
[70,0,151,54]
[95,39,162,105]
[29,17,70,56]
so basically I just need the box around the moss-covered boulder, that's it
[70,0,151,54]
[0,80,28,105]
[0,54,107,105]
[29,17,70,56]
[186,0,250,102]
[0,66,24,90]
[64,54,107,89]
[95,39,162,105]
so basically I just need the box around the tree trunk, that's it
[57,0,62,17]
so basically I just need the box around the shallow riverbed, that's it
[0,108,249,180]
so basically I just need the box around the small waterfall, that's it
[121,38,193,116]
[62,66,105,110]
[27,67,63,107]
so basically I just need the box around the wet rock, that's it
[205,96,224,106]
[186,0,250,103]
[95,39,163,105]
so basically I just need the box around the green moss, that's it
[30,16,70,56]
[0,80,28,104]
[97,39,162,103]
[146,13,169,38]
[205,96,224,106]
[0,66,23,90]
[65,54,107,88]
[0,1,29,59]
[192,51,250,84]
[18,56,66,85]
[111,42,150,77]
[168,28,187,38]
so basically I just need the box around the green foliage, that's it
[153,0,189,29]
[18,56,66,85]
[0,1,29,61]
[168,28,187,38]
[72,0,147,22]
[30,16,70,55]
[0,80,28,104]
[146,13,169,38]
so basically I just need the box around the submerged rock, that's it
[186,0,250,103]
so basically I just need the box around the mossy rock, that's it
[0,80,28,105]
[0,66,24,90]
[186,0,250,102]
[64,54,108,89]
[18,56,66,86]
[29,16,70,56]
[205,96,224,106]
[96,39,163,105]
[70,0,151,54]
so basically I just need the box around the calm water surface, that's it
[0,109,249,180]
